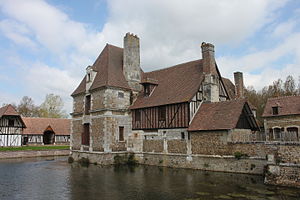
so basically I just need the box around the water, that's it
[0,157,299,200]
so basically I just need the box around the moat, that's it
[0,156,299,200]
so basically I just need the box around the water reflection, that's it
[0,157,299,200]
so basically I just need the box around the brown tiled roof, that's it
[262,95,300,117]
[131,60,204,109]
[222,77,236,100]
[188,99,254,131]
[130,60,236,109]
[22,117,71,135]
[71,44,130,96]
[0,104,19,117]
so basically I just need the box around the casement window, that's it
[118,92,124,98]
[135,110,141,122]
[119,126,124,142]
[82,123,90,145]
[272,106,279,115]
[85,95,91,114]
[158,106,166,121]
[8,119,14,126]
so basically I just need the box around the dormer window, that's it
[141,78,158,97]
[272,106,279,115]
[144,85,150,96]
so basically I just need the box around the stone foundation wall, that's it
[278,145,300,164]
[143,140,163,153]
[91,118,104,152]
[265,164,300,188]
[167,140,187,154]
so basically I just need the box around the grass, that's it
[0,145,69,151]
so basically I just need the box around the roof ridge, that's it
[269,95,300,100]
[144,59,202,74]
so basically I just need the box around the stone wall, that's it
[265,115,300,130]
[265,165,300,188]
[91,118,104,152]
[278,145,300,164]
[71,119,82,150]
[91,89,105,110]
[73,94,84,114]
[143,140,163,153]
[167,140,187,154]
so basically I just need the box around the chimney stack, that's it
[234,71,244,98]
[201,42,217,75]
[123,33,142,92]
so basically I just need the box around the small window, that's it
[272,106,279,115]
[144,85,150,96]
[8,119,14,126]
[135,110,141,121]
[85,95,91,114]
[87,73,91,82]
[118,92,124,98]
[158,106,166,121]
[119,126,124,141]
[181,132,185,140]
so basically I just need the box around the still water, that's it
[0,156,299,200]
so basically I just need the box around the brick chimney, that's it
[234,71,244,98]
[201,42,219,102]
[201,42,217,75]
[123,33,142,92]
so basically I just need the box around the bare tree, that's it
[39,94,67,118]
[17,96,39,117]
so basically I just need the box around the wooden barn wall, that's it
[132,103,189,130]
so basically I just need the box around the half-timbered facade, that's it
[0,104,26,147]
[71,33,258,159]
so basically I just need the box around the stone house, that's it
[22,117,71,145]
[262,96,300,141]
[0,104,26,147]
[71,33,258,160]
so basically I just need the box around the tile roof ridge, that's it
[144,59,202,74]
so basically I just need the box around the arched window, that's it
[287,127,299,140]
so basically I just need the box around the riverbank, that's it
[0,146,70,159]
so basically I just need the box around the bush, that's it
[67,156,74,163]
[234,152,249,160]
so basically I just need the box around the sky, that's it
[0,0,300,114]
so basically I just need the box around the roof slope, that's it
[130,60,204,109]
[222,77,236,99]
[262,95,300,117]
[72,44,130,96]
[188,99,254,131]
[0,104,19,117]
[22,117,71,135]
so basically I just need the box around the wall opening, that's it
[85,95,91,114]
[119,126,124,141]
[82,123,90,145]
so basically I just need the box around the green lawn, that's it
[0,145,70,151]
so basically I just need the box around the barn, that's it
[0,104,26,147]
[22,117,71,145]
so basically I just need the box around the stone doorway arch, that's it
[43,125,55,145]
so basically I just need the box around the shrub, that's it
[67,156,74,163]
[234,152,249,160]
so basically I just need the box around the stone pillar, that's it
[234,72,244,98]
[123,33,142,92]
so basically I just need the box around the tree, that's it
[39,94,68,118]
[17,96,39,117]
[284,75,296,96]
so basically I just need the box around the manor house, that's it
[71,33,258,157]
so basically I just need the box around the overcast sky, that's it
[0,0,300,114]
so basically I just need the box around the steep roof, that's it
[72,44,130,96]
[0,104,19,117]
[262,95,300,117]
[188,99,258,131]
[22,117,71,135]
[130,60,204,109]
[222,77,236,100]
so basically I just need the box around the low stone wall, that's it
[167,140,187,154]
[141,153,266,175]
[265,164,300,188]
[0,150,70,159]
[143,140,163,153]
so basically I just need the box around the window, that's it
[135,110,141,121]
[181,132,185,140]
[87,73,91,82]
[119,126,124,141]
[82,123,90,145]
[85,95,91,114]
[274,128,281,140]
[272,106,279,115]
[158,106,166,121]
[118,92,124,98]
[144,85,150,96]
[8,119,14,126]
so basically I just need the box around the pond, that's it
[0,156,299,200]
